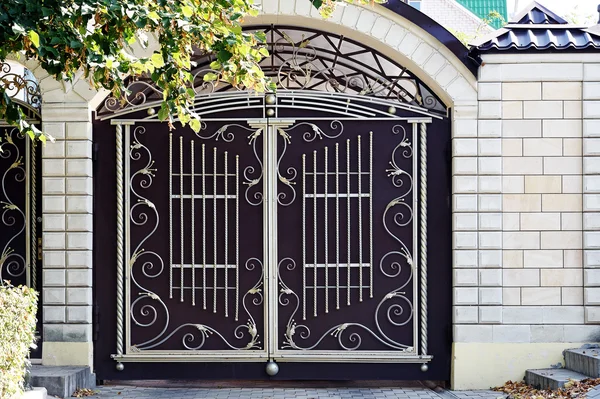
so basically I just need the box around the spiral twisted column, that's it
[30,141,37,289]
[419,122,428,357]
[115,124,124,356]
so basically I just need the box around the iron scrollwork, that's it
[0,62,41,112]
[0,129,27,284]
[98,27,447,117]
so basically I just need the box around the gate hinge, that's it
[37,238,43,261]
[93,304,100,342]
[92,143,99,162]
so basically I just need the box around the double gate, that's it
[94,25,451,381]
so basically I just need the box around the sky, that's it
[507,0,599,23]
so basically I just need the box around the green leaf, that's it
[203,72,219,82]
[181,5,193,18]
[311,0,324,9]
[189,118,201,133]
[28,30,40,47]
[151,53,165,68]
[157,108,169,121]
[217,49,233,63]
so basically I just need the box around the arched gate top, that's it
[98,26,449,120]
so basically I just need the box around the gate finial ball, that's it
[420,363,428,372]
[265,361,279,376]
[266,94,276,105]
[116,362,125,371]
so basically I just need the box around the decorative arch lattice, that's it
[98,26,448,118]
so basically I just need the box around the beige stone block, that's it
[478,139,502,156]
[542,194,582,212]
[525,176,562,194]
[541,269,583,287]
[503,232,541,250]
[564,101,582,119]
[562,213,583,231]
[503,269,540,286]
[503,101,523,119]
[562,287,584,305]
[479,83,502,101]
[523,138,563,157]
[541,231,582,250]
[543,157,582,175]
[543,120,582,138]
[521,287,561,305]
[524,101,563,119]
[503,213,520,231]
[502,139,522,156]
[503,82,542,100]
[503,176,525,194]
[503,120,542,138]
[478,120,501,137]
[565,250,583,267]
[453,157,478,175]
[479,101,502,119]
[479,194,502,212]
[563,176,583,194]
[480,250,502,268]
[521,213,561,231]
[564,138,583,156]
[504,250,524,269]
[524,250,563,268]
[503,157,543,175]
[503,288,521,305]
[542,82,582,101]
[503,194,541,212]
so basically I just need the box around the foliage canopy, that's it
[0,0,383,140]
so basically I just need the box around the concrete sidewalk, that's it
[87,385,505,399]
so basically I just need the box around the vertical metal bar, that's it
[191,141,196,306]
[115,124,124,356]
[30,141,36,289]
[202,144,207,310]
[369,131,374,299]
[213,147,218,314]
[358,135,363,302]
[180,137,184,303]
[335,143,340,310]
[346,139,351,306]
[420,122,428,356]
[235,155,240,321]
[25,137,31,287]
[313,150,318,318]
[324,146,329,314]
[302,154,306,321]
[124,125,132,352]
[224,151,229,318]
[169,134,173,299]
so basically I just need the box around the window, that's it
[409,0,421,10]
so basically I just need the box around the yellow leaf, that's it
[28,30,40,47]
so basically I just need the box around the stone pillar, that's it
[583,63,600,324]
[41,103,94,367]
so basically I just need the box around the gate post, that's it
[41,102,94,367]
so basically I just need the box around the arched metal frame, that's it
[97,26,449,120]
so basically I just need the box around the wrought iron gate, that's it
[0,62,44,358]
[94,25,452,381]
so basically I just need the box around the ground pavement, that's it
[87,384,506,399]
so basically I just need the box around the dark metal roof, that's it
[472,1,600,53]
[512,1,567,24]
[383,0,479,76]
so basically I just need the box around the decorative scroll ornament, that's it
[275,121,344,207]
[0,129,26,285]
[98,27,447,116]
[128,126,263,351]
[0,63,41,112]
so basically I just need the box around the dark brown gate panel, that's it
[125,122,266,355]
[275,119,416,355]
